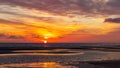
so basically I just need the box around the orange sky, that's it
[0,0,120,43]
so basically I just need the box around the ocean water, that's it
[0,43,120,68]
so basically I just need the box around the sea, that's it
[0,43,120,68]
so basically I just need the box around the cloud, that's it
[0,19,25,25]
[0,0,119,16]
[7,35,24,39]
[0,10,56,22]
[104,18,120,23]
[0,34,5,37]
[0,18,49,30]
[0,33,24,39]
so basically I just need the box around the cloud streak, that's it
[105,18,120,23]
[0,33,24,39]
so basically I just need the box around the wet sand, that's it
[0,49,120,68]
[0,43,120,68]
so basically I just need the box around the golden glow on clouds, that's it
[0,2,120,42]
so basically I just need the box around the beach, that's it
[0,43,120,68]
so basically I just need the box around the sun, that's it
[43,40,48,44]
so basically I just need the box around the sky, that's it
[0,0,120,43]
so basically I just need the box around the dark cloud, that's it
[0,33,42,39]
[7,35,24,39]
[0,33,24,39]
[0,34,5,37]
[0,0,119,16]
[104,18,120,23]
[31,34,41,38]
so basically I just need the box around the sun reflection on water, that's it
[0,62,77,68]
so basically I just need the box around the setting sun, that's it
[43,40,48,44]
